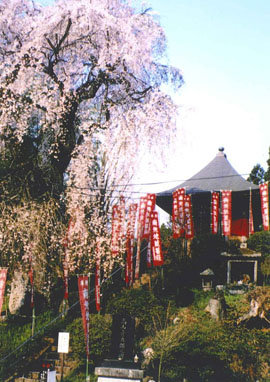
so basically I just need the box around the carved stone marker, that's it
[95,314,143,382]
[205,291,226,321]
[110,314,135,361]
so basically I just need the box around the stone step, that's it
[15,342,75,382]
[43,351,59,360]
[55,365,71,375]
[28,371,40,380]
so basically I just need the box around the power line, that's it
[66,172,255,200]
[73,172,252,190]
[0,246,147,368]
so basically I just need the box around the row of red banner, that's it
[109,194,164,287]
[172,188,195,239]
[172,183,269,237]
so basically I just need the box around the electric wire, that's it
[0,246,147,370]
[73,172,252,189]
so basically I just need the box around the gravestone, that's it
[95,314,144,382]
[110,314,135,360]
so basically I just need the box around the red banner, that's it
[260,183,269,231]
[125,204,138,286]
[146,240,152,268]
[135,197,147,279]
[28,254,34,309]
[178,189,186,237]
[172,188,186,238]
[142,194,156,239]
[249,189,254,235]
[95,244,101,312]
[63,218,74,300]
[221,190,232,236]
[119,196,126,239]
[137,196,147,239]
[111,197,126,257]
[211,192,219,234]
[184,195,194,239]
[150,211,164,266]
[78,276,90,358]
[111,205,121,256]
[172,190,180,238]
[0,268,7,315]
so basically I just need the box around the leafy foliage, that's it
[247,231,270,257]
[106,288,162,332]
[247,164,265,185]
[66,314,112,365]
[247,146,270,184]
[264,147,270,182]
[148,291,270,382]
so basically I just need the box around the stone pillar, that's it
[227,260,231,284]
[254,260,258,283]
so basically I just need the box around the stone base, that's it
[95,360,144,382]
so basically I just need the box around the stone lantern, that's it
[200,268,215,291]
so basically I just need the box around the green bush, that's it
[148,293,270,382]
[247,231,270,256]
[66,314,112,366]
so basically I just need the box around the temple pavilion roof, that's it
[158,147,258,196]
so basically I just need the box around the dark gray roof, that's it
[158,148,258,196]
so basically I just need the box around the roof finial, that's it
[217,147,226,158]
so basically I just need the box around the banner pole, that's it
[86,273,90,382]
[31,306,35,336]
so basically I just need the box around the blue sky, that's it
[143,0,270,191]
[37,0,270,192]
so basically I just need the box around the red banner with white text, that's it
[63,218,75,300]
[221,190,232,236]
[135,196,147,279]
[249,189,254,235]
[178,188,186,237]
[111,205,121,256]
[184,194,194,239]
[172,190,180,238]
[147,240,152,268]
[150,211,164,266]
[119,196,126,239]
[260,183,269,231]
[125,203,138,286]
[28,254,34,309]
[78,276,90,358]
[142,194,156,239]
[111,196,126,257]
[211,192,219,234]
[0,268,7,315]
[137,196,147,239]
[95,243,101,312]
[172,188,186,238]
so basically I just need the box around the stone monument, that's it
[95,314,144,382]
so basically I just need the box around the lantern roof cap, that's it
[200,268,215,276]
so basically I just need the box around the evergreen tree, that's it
[247,163,265,185]
[264,147,270,182]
